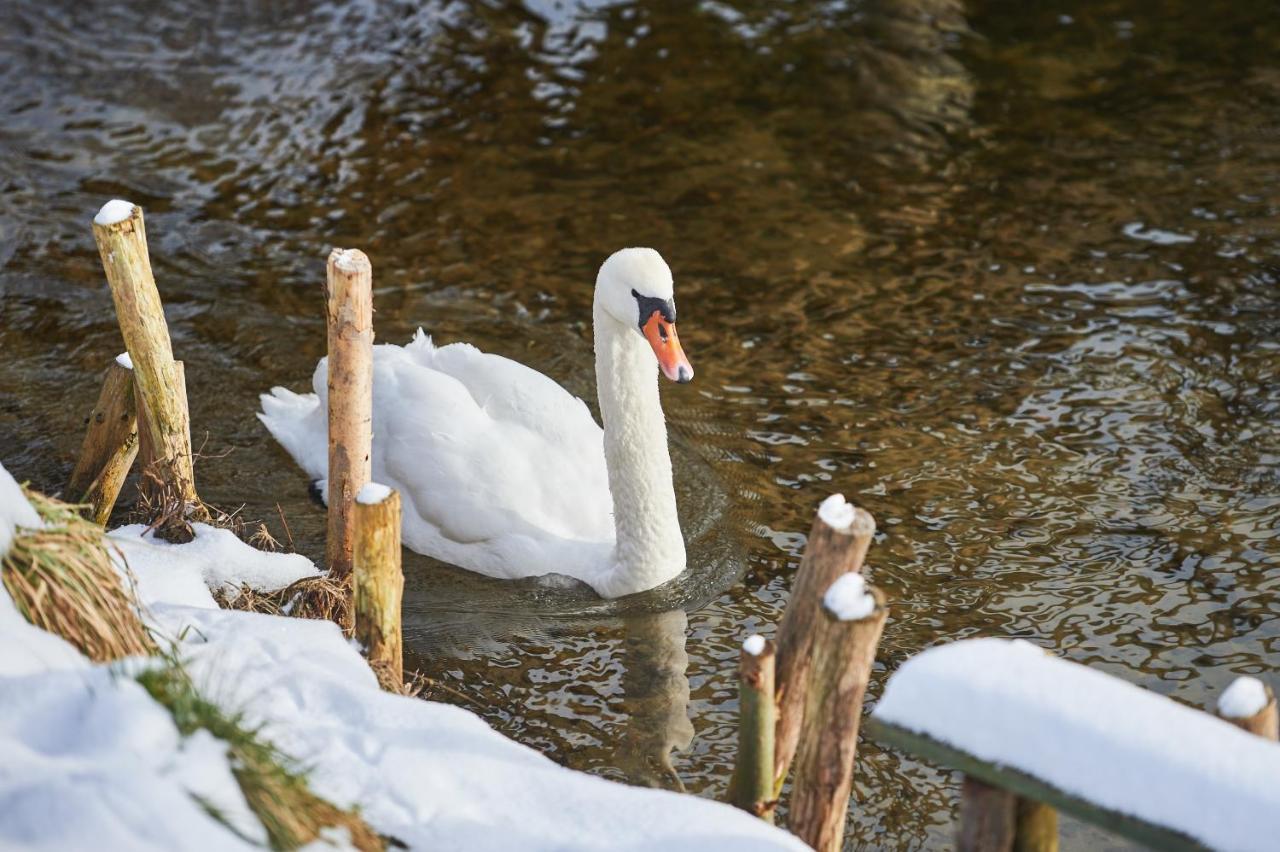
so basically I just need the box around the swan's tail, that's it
[258,387,328,483]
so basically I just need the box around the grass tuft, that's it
[2,488,155,661]
[136,660,385,851]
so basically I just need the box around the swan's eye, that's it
[658,323,669,342]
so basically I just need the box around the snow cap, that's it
[823,572,876,621]
[743,634,767,656]
[1219,676,1271,719]
[94,199,136,226]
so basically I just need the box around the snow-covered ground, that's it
[0,464,803,851]
[874,638,1280,851]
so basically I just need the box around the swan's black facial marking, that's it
[631,288,676,329]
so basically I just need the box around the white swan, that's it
[259,248,695,598]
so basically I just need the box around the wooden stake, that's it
[68,359,139,525]
[788,581,888,852]
[353,484,403,691]
[728,636,777,822]
[774,496,875,791]
[325,247,374,596]
[1218,677,1279,741]
[1015,798,1059,852]
[92,201,199,519]
[959,776,1017,852]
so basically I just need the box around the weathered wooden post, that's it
[788,572,888,852]
[728,634,777,822]
[1218,676,1279,741]
[774,494,875,792]
[67,356,138,525]
[959,777,1018,852]
[353,483,403,691]
[92,200,199,529]
[324,247,374,602]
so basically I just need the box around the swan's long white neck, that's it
[593,300,686,596]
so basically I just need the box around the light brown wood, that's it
[960,776,1017,852]
[325,248,374,600]
[788,586,888,852]
[1015,798,1059,852]
[1218,679,1279,741]
[133,361,201,539]
[728,638,777,822]
[774,501,875,792]
[68,361,139,525]
[93,203,198,518]
[353,486,403,691]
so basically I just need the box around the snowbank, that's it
[0,470,803,851]
[873,638,1280,851]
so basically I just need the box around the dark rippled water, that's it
[3,0,1279,847]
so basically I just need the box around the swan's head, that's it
[596,247,694,384]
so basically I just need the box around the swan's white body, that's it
[259,248,690,598]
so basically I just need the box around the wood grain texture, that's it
[353,488,403,691]
[728,639,777,822]
[68,361,139,525]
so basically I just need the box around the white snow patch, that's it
[356,482,392,505]
[1122,221,1194,245]
[874,638,1280,851]
[1219,676,1270,719]
[823,573,876,621]
[0,463,42,558]
[818,493,855,530]
[94,199,136,227]
[331,248,367,273]
[109,523,318,602]
[116,351,133,370]
[743,634,766,656]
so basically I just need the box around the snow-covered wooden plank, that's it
[868,638,1280,852]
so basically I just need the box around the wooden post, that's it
[325,247,374,595]
[728,635,777,822]
[960,776,1017,852]
[92,201,199,521]
[67,358,138,525]
[134,360,192,509]
[774,494,875,792]
[788,575,888,852]
[1015,799,1059,852]
[1218,676,1279,741]
[353,483,402,691]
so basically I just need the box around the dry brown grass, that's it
[2,489,155,661]
[215,574,352,629]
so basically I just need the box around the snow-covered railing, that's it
[866,638,1280,851]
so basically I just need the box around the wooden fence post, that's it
[353,483,403,691]
[728,634,777,822]
[960,776,1017,852]
[67,357,138,525]
[1218,676,1279,741]
[92,200,199,528]
[774,494,875,792]
[788,573,888,852]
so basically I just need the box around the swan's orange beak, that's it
[642,311,694,383]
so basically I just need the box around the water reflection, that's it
[617,609,695,790]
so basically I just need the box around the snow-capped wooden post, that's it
[728,634,777,822]
[92,200,200,527]
[959,777,1018,852]
[67,357,139,525]
[324,248,374,603]
[1217,677,1278,741]
[353,483,403,691]
[774,494,875,792]
[788,573,888,852]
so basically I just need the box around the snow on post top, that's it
[94,199,136,226]
[332,248,369,273]
[823,572,876,621]
[357,482,393,505]
[743,634,767,656]
[818,494,855,530]
[116,352,134,370]
[1219,676,1270,719]
[874,638,1280,851]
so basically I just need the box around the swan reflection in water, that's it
[616,608,695,790]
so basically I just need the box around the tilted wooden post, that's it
[774,494,875,792]
[1218,676,1279,741]
[67,357,138,525]
[353,483,403,691]
[134,361,193,527]
[1015,799,1059,852]
[728,635,777,822]
[959,777,1018,852]
[92,201,199,524]
[788,573,888,852]
[325,248,374,600]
